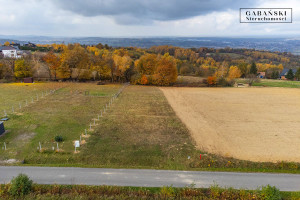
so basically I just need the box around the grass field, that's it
[22,85,199,169]
[253,79,300,88]
[0,83,122,163]
[0,83,62,114]
[1,82,300,173]
[0,83,199,169]
[236,78,300,88]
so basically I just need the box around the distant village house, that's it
[280,68,297,80]
[0,46,23,59]
[24,42,37,48]
[257,72,265,79]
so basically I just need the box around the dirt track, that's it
[160,87,300,162]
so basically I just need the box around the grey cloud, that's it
[53,0,255,24]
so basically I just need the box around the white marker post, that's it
[90,123,92,130]
[74,140,80,153]
[39,142,42,150]
[57,142,59,151]
[4,142,6,150]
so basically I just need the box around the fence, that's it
[0,83,130,155]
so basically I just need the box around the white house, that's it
[0,46,22,59]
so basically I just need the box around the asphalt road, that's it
[0,166,299,191]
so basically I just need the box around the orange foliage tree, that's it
[227,66,242,81]
[207,76,217,86]
[140,75,148,85]
[43,51,61,80]
[152,53,178,86]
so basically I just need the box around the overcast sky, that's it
[0,0,299,37]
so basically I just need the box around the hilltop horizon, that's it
[1,36,300,54]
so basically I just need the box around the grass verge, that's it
[0,183,299,199]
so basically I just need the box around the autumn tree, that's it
[96,43,104,49]
[0,62,13,79]
[113,50,133,82]
[4,41,10,46]
[14,59,32,78]
[43,51,61,80]
[102,50,115,82]
[0,63,3,79]
[60,44,90,80]
[237,63,248,77]
[227,66,241,80]
[214,61,229,79]
[133,53,158,84]
[152,53,178,86]
[57,62,71,79]
[135,53,157,75]
[31,52,45,80]
[90,54,111,81]
[271,70,279,79]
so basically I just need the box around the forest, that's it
[1,42,300,86]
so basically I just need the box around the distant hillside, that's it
[1,36,300,54]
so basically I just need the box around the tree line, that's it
[1,43,300,86]
[0,44,177,86]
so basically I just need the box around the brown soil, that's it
[161,87,300,162]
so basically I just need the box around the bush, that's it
[207,76,217,86]
[217,77,234,87]
[9,174,33,197]
[160,185,175,198]
[246,74,259,86]
[260,185,282,200]
[55,135,64,142]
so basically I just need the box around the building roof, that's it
[0,46,17,51]
[280,68,297,76]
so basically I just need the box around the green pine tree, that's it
[249,62,257,75]
[295,68,300,81]
[286,69,294,80]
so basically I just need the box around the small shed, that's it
[257,72,265,79]
[24,77,34,83]
[0,122,5,135]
